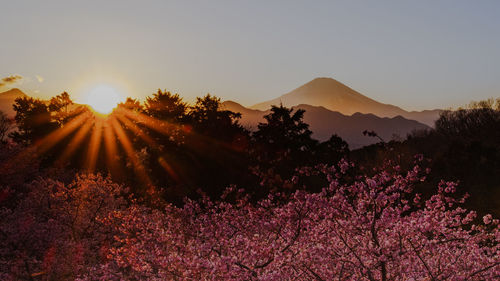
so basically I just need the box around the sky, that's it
[1,0,499,110]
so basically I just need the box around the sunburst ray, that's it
[102,116,123,179]
[114,113,157,148]
[109,116,153,187]
[55,117,94,167]
[84,118,103,172]
[35,110,91,154]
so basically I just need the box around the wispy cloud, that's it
[0,75,23,87]
[35,75,44,83]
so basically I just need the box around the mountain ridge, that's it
[0,86,435,148]
[223,100,430,149]
[0,88,28,116]
[250,77,441,126]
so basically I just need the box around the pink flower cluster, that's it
[0,174,128,280]
[81,160,499,280]
[1,159,498,280]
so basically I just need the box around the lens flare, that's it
[83,85,124,114]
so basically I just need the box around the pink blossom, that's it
[483,214,493,225]
[2,160,499,280]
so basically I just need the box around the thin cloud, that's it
[36,75,44,83]
[0,75,23,87]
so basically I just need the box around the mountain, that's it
[223,101,430,149]
[0,88,28,116]
[251,78,441,126]
[222,101,265,129]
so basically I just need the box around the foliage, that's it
[5,90,498,217]
[253,105,316,160]
[49,92,74,125]
[2,94,500,279]
[315,134,349,164]
[145,90,187,123]
[0,111,13,144]
[118,97,143,112]
[435,105,500,141]
[189,94,245,140]
[66,159,499,280]
[2,87,499,280]
[4,89,354,201]
[0,174,128,280]
[352,98,500,217]
[9,97,59,145]
[249,105,324,194]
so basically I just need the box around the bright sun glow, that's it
[83,85,124,114]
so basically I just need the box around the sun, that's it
[83,85,125,114]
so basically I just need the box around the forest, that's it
[0,91,499,280]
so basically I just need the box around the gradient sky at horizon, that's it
[1,0,499,110]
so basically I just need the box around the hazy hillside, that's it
[222,101,265,129]
[251,78,441,126]
[223,101,430,148]
[0,88,27,116]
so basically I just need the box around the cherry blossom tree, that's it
[1,156,498,280]
[0,174,128,280]
[80,157,499,280]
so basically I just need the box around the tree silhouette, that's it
[253,104,316,164]
[10,97,59,145]
[189,94,245,140]
[353,98,500,217]
[435,106,500,140]
[49,91,72,112]
[49,92,74,125]
[0,111,13,144]
[163,94,251,199]
[250,105,318,192]
[315,134,349,164]
[145,89,187,123]
[118,97,143,112]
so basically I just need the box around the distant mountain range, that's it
[251,78,441,127]
[1,80,439,148]
[223,101,429,149]
[221,77,442,148]
[0,88,27,116]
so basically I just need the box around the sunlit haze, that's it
[80,85,125,114]
[1,1,500,109]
